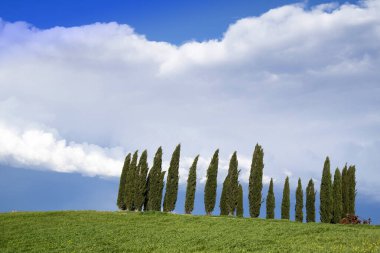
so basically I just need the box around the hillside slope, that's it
[1,211,379,252]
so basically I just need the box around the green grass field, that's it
[1,211,379,252]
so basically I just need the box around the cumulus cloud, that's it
[0,1,380,200]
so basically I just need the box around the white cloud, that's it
[0,1,380,201]
[0,122,124,177]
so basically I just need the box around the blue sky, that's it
[1,0,379,223]
[0,0,358,44]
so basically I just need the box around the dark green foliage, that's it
[204,149,219,215]
[227,151,239,215]
[125,151,138,211]
[320,157,333,223]
[332,168,343,224]
[163,144,181,212]
[266,178,275,219]
[281,176,290,220]
[185,155,199,214]
[341,165,349,216]
[236,184,244,217]
[117,153,131,210]
[347,165,356,215]
[306,179,316,222]
[158,171,166,210]
[135,150,149,211]
[219,175,229,215]
[144,165,153,211]
[295,178,303,222]
[249,144,264,218]
[220,152,239,216]
[147,147,164,211]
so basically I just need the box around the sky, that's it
[1,0,380,222]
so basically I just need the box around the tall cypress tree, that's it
[341,164,349,216]
[135,150,149,211]
[236,184,244,217]
[332,168,343,223]
[144,164,153,211]
[204,149,219,215]
[227,152,239,215]
[185,155,199,214]
[347,165,356,215]
[281,176,290,219]
[219,175,229,216]
[266,178,275,219]
[125,151,138,211]
[147,147,164,211]
[306,179,316,222]
[163,144,181,212]
[117,153,131,210]
[249,144,264,218]
[320,156,333,223]
[158,171,166,211]
[295,178,303,222]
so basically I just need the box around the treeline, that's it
[117,144,356,223]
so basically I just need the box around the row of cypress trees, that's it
[117,145,356,223]
[320,157,356,223]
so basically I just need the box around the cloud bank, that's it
[0,1,380,200]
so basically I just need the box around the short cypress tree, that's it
[281,176,290,219]
[227,152,239,215]
[266,178,275,219]
[147,147,164,211]
[236,184,244,217]
[249,144,264,218]
[320,156,333,223]
[135,150,149,211]
[332,168,343,223]
[295,178,303,222]
[341,164,349,216]
[125,151,138,211]
[219,175,229,216]
[117,153,131,210]
[306,179,316,222]
[185,155,199,214]
[163,144,181,212]
[347,165,356,215]
[204,149,219,215]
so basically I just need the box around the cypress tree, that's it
[163,144,181,212]
[144,165,153,211]
[295,178,303,222]
[219,175,229,215]
[135,150,148,211]
[125,151,138,211]
[117,153,131,210]
[347,165,356,215]
[249,144,264,218]
[227,151,239,215]
[341,164,349,216]
[204,149,219,215]
[185,155,199,214]
[306,179,316,222]
[320,156,333,223]
[147,147,164,211]
[158,171,166,211]
[266,178,275,219]
[332,168,343,223]
[281,176,290,219]
[236,184,244,217]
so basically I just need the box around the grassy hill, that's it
[1,211,379,252]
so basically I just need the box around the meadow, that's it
[1,211,380,252]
